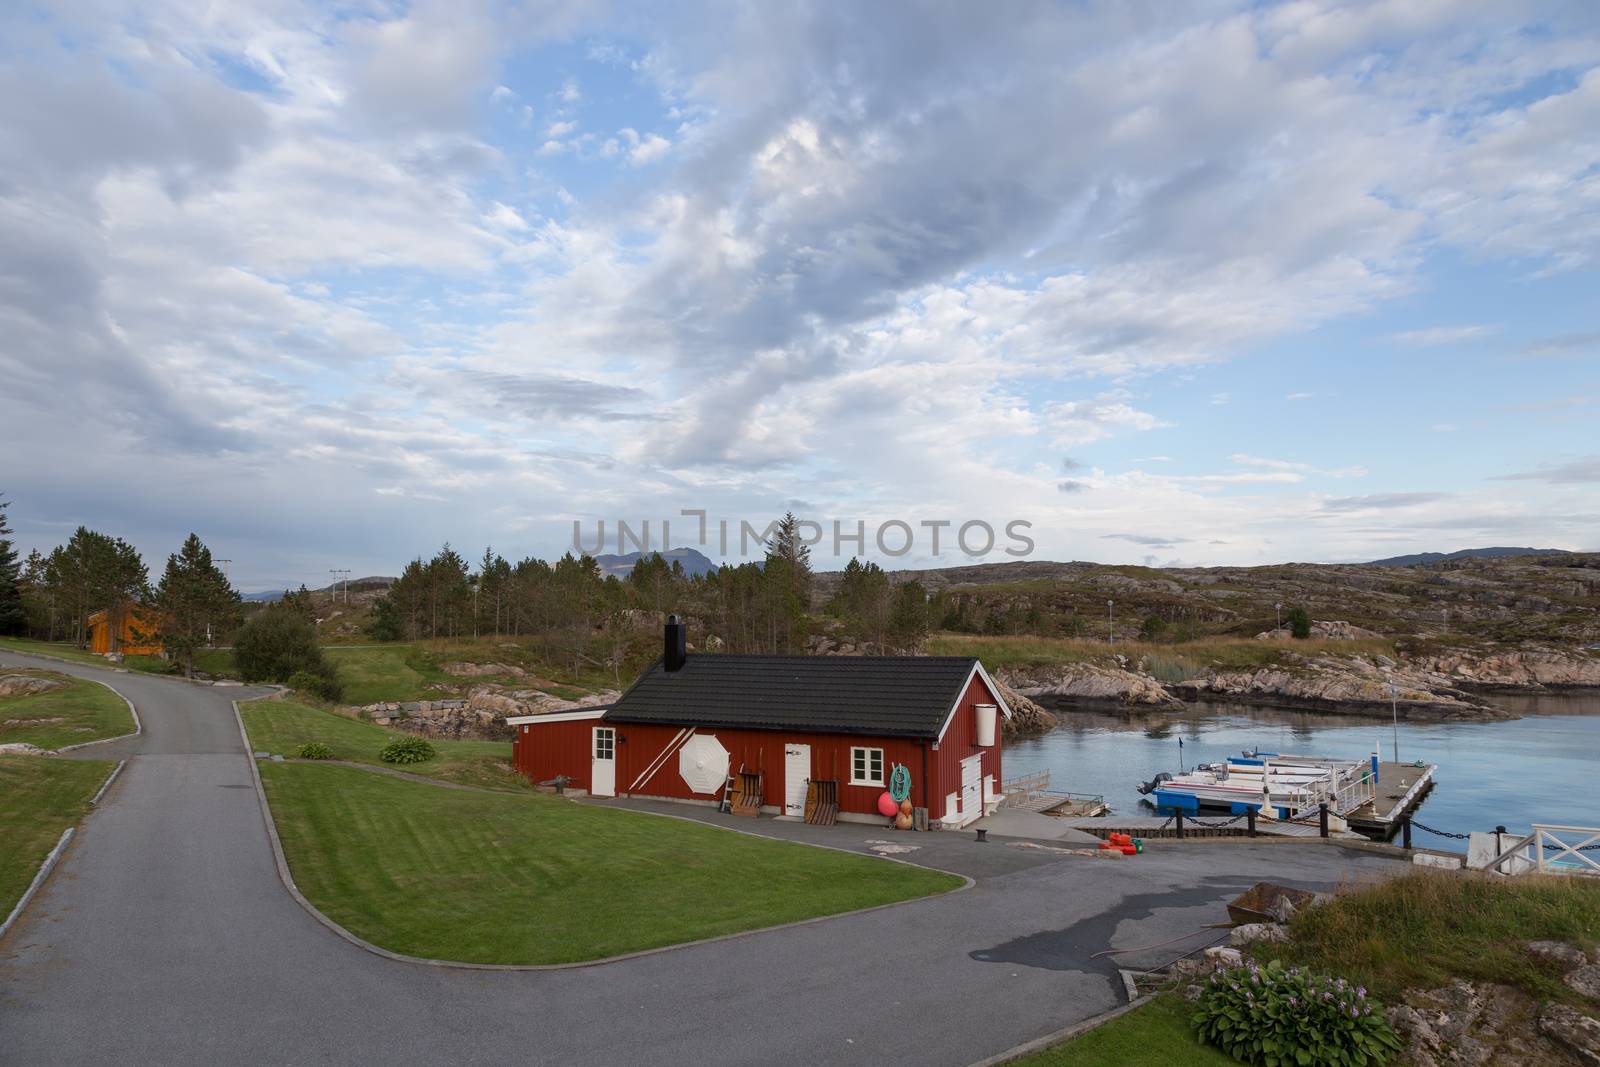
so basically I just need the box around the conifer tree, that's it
[152,534,241,676]
[0,495,25,636]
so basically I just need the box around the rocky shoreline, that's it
[999,644,1600,727]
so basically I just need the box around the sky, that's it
[1,0,1598,590]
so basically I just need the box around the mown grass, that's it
[1263,871,1600,1005]
[0,637,237,680]
[1008,994,1232,1067]
[0,756,115,919]
[239,696,530,792]
[0,637,112,667]
[258,760,962,964]
[925,632,1396,676]
[322,645,455,704]
[0,669,135,750]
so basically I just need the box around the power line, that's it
[328,569,351,604]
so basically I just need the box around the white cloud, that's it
[628,132,671,165]
[1046,395,1169,446]
[1387,324,1495,346]
[546,119,578,137]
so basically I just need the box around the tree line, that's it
[0,494,240,676]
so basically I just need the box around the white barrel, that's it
[975,703,998,747]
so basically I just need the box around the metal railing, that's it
[1480,825,1600,878]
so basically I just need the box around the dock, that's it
[1346,760,1436,837]
[999,770,1110,818]
[1062,815,1363,841]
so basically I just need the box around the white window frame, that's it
[849,746,885,787]
[593,727,616,761]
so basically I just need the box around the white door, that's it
[784,743,811,817]
[960,755,982,819]
[591,727,616,797]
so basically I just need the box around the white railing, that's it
[1482,825,1600,877]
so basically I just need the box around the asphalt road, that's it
[0,651,1408,1066]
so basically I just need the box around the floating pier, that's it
[1000,770,1111,818]
[1346,761,1436,838]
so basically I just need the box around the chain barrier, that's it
[1411,820,1470,840]
[1184,813,1247,829]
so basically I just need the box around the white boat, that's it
[1139,749,1378,820]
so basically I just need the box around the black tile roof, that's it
[603,654,988,739]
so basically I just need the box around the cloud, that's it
[1285,391,1314,401]
[1056,480,1090,494]
[1046,395,1168,446]
[1103,533,1190,546]
[1492,457,1600,485]
[1518,332,1600,359]
[1230,454,1367,478]
[1387,324,1494,346]
[1321,492,1453,512]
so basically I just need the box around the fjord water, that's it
[1005,692,1600,841]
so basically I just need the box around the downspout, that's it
[920,739,931,829]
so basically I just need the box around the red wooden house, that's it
[510,617,1012,828]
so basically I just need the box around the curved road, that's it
[0,651,1406,1065]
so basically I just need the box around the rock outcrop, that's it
[1256,620,1385,641]
[1388,974,1600,1067]
[441,661,527,678]
[1001,663,1185,711]
[0,674,66,699]
[996,684,1057,737]
[1173,656,1515,721]
[1406,647,1600,691]
[358,687,622,740]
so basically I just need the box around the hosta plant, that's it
[380,736,437,765]
[1193,958,1403,1067]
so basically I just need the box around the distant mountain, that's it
[1367,547,1574,567]
[593,547,719,579]
[241,576,395,602]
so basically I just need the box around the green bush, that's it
[297,741,333,760]
[1286,607,1312,639]
[1193,959,1402,1067]
[1139,614,1169,642]
[286,669,344,702]
[380,736,437,765]
[235,606,337,685]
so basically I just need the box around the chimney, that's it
[664,614,687,672]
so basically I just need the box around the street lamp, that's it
[1387,674,1400,764]
[1107,600,1115,646]
[1275,602,1282,629]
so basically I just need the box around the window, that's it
[593,728,615,760]
[850,746,885,786]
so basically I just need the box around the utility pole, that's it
[1107,599,1115,646]
[216,559,232,586]
[1387,675,1400,764]
[328,569,351,604]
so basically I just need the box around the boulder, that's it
[1528,941,1590,973]
[0,742,50,756]
[1229,922,1288,947]
[0,674,66,699]
[1202,946,1243,967]
[996,684,1057,737]
[1540,1005,1600,1066]
[1568,965,1600,1002]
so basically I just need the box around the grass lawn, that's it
[0,757,115,919]
[0,637,112,668]
[1008,994,1232,1067]
[0,669,135,750]
[322,645,456,704]
[1264,870,1600,1006]
[258,760,962,964]
[240,696,531,792]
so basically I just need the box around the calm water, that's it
[1005,692,1600,843]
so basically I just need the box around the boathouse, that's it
[85,605,163,656]
[509,617,1011,828]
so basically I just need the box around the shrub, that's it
[1139,614,1169,642]
[235,606,335,684]
[286,669,344,702]
[1193,959,1402,1067]
[380,736,436,764]
[297,741,332,760]
[1287,607,1312,639]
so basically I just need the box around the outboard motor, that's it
[1136,771,1172,796]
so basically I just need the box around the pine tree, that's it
[152,534,241,676]
[0,495,25,636]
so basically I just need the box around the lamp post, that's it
[1275,602,1282,629]
[1387,675,1400,764]
[1107,600,1115,646]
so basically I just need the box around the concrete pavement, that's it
[0,650,1407,1066]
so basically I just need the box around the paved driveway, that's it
[0,651,1407,1066]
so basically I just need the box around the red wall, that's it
[510,668,1007,822]
[927,672,1005,822]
